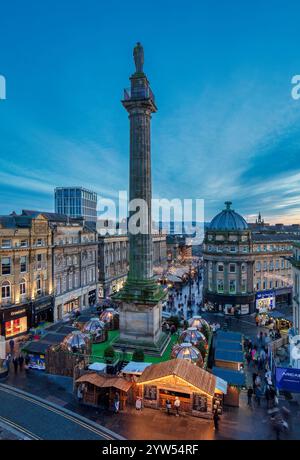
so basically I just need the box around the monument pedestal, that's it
[113,280,170,356]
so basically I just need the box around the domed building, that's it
[203,202,255,315]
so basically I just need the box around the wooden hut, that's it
[136,359,227,419]
[75,372,133,410]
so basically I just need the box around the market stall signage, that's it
[275,367,300,393]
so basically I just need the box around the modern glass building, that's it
[54,187,97,223]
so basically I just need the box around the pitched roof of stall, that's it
[137,358,218,396]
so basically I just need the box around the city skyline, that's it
[1,0,300,223]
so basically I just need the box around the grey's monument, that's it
[113,43,169,354]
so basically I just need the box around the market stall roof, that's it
[122,361,152,375]
[74,315,93,323]
[137,358,226,397]
[41,332,69,344]
[22,341,50,354]
[214,339,243,351]
[88,362,107,372]
[267,310,293,321]
[212,366,246,387]
[215,349,244,363]
[45,323,77,334]
[76,373,132,392]
[166,274,183,283]
[216,331,243,342]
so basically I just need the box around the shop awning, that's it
[88,362,107,372]
[22,341,50,355]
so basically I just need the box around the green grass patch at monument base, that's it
[91,330,178,364]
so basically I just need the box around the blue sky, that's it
[0,0,300,223]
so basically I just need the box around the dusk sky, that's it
[1,0,300,223]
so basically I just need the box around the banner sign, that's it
[275,367,300,393]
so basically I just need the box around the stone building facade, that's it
[0,213,53,339]
[50,217,98,321]
[203,203,255,315]
[98,233,167,298]
[291,242,300,336]
[203,202,298,315]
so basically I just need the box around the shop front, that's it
[204,292,255,315]
[88,289,97,306]
[137,358,227,419]
[31,295,54,327]
[0,304,30,339]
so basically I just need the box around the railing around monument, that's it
[124,87,155,102]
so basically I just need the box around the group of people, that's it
[5,352,29,374]
[165,396,181,416]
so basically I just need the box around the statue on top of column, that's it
[133,42,144,74]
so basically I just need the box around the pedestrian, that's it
[114,392,120,413]
[166,398,171,415]
[9,338,15,355]
[255,315,260,327]
[135,397,142,411]
[18,354,24,371]
[255,386,262,407]
[247,387,254,407]
[24,355,30,370]
[213,410,220,430]
[13,356,18,374]
[174,396,180,416]
[77,384,83,403]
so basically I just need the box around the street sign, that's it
[275,367,300,393]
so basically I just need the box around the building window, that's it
[241,279,247,293]
[242,246,249,253]
[2,281,11,299]
[230,246,237,253]
[20,240,28,247]
[20,256,27,273]
[275,260,279,270]
[37,253,42,269]
[270,281,273,289]
[256,262,261,272]
[19,279,26,296]
[1,257,11,275]
[217,263,224,272]
[281,259,285,269]
[1,239,11,249]
[229,279,236,294]
[269,261,274,271]
[263,261,267,271]
[217,279,224,293]
[257,281,261,290]
[263,280,267,289]
[229,264,236,273]
[36,277,42,295]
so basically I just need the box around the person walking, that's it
[166,398,171,415]
[114,392,120,413]
[9,338,15,356]
[247,387,254,407]
[18,354,24,371]
[174,396,180,416]
[24,355,30,370]
[12,356,18,374]
[213,410,220,430]
[135,397,142,411]
[255,386,262,407]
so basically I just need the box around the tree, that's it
[197,341,207,360]
[132,348,145,362]
[201,323,210,341]
[104,345,115,362]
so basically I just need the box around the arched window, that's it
[19,279,26,296]
[2,281,11,299]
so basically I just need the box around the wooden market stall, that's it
[75,372,133,410]
[136,359,227,419]
[212,366,246,407]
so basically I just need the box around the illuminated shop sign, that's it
[276,367,300,393]
[256,290,276,312]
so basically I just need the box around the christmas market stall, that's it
[212,366,246,407]
[136,358,227,419]
[75,372,133,410]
